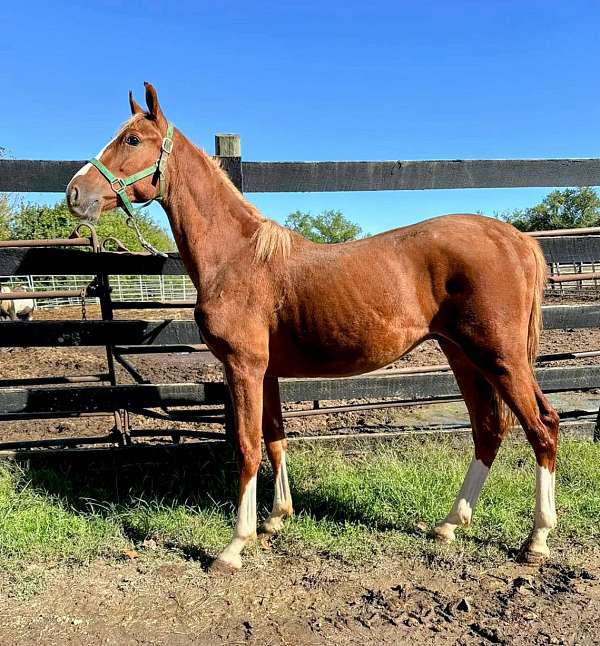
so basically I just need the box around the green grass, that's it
[0,437,597,569]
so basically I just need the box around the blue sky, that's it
[1,1,599,234]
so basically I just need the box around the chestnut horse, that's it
[67,83,559,573]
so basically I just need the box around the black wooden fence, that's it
[1,135,600,449]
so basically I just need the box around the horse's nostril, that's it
[68,185,79,206]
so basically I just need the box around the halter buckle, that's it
[111,178,126,193]
[162,137,173,154]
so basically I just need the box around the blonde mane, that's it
[203,155,293,264]
[251,219,293,263]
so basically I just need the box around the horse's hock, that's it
[1,137,600,452]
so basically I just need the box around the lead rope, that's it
[126,211,168,257]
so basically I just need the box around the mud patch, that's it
[0,549,597,645]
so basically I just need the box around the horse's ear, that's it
[129,90,144,115]
[144,82,166,124]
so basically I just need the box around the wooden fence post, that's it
[215,134,243,192]
[215,134,242,445]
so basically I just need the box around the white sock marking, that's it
[525,465,557,555]
[536,465,557,529]
[445,458,490,527]
[217,475,257,568]
[235,474,257,538]
[262,450,293,533]
[273,451,291,515]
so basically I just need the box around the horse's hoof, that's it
[209,557,241,575]
[517,534,550,564]
[431,524,456,544]
[516,546,549,565]
[259,520,282,537]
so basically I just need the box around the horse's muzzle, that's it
[66,181,102,222]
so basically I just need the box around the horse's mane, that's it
[251,219,293,263]
[202,154,293,264]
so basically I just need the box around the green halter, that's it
[88,122,174,255]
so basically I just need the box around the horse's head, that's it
[66,83,172,222]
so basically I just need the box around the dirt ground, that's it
[0,545,598,645]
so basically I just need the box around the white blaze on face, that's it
[71,136,117,179]
[446,458,490,527]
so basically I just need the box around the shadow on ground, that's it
[11,442,426,535]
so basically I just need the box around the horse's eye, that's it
[124,135,141,146]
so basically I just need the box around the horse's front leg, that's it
[211,359,265,573]
[260,376,293,536]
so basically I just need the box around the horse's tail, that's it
[493,234,547,435]
[526,237,548,368]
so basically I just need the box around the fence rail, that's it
[2,237,600,278]
[4,157,600,193]
[0,303,598,349]
[1,365,598,419]
[3,263,600,310]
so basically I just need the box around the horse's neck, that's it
[161,132,262,287]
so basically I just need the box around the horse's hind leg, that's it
[260,376,293,535]
[440,331,559,559]
[433,340,509,543]
[487,366,559,560]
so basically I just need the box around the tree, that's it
[0,195,11,241]
[284,210,363,243]
[501,187,600,232]
[2,199,174,252]
[0,148,12,240]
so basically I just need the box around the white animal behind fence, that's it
[0,283,35,320]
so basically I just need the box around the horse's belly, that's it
[267,321,427,378]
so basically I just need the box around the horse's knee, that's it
[543,407,560,437]
[239,446,261,478]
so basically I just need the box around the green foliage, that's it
[0,148,11,240]
[0,195,11,240]
[285,209,363,243]
[501,187,600,232]
[1,200,174,252]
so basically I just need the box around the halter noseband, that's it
[87,122,174,256]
